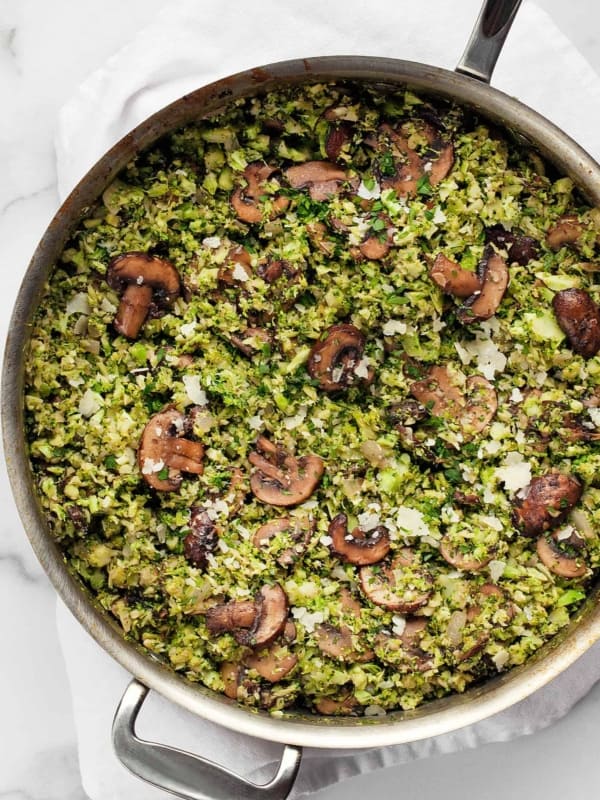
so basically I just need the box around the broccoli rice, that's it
[24,82,600,716]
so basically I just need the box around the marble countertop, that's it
[3,1,600,798]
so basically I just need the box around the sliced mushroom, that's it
[536,533,587,578]
[372,121,453,197]
[307,324,373,392]
[206,583,288,648]
[107,252,181,339]
[138,407,204,492]
[183,507,218,568]
[249,435,324,507]
[374,617,433,671]
[285,160,350,201]
[231,162,289,224]
[230,327,274,357]
[314,692,358,716]
[360,550,432,612]
[314,623,355,660]
[462,376,498,437]
[324,115,354,162]
[358,235,389,261]
[306,221,336,256]
[220,662,248,700]
[485,224,539,266]
[328,513,391,566]
[439,535,493,572]
[253,515,314,566]
[409,365,464,418]
[244,638,298,682]
[217,245,253,286]
[552,288,600,358]
[458,248,509,323]
[513,473,583,537]
[429,254,481,299]
[546,215,583,251]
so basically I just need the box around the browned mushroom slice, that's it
[314,623,355,660]
[306,221,336,256]
[429,254,481,299]
[439,535,492,572]
[458,249,509,323]
[339,587,362,618]
[183,507,218,568]
[206,583,288,648]
[462,376,498,436]
[374,618,433,671]
[314,692,358,716]
[485,224,539,266]
[428,140,455,185]
[285,160,350,201]
[249,435,324,507]
[230,327,273,357]
[359,233,391,261]
[231,162,289,224]
[253,515,313,566]
[360,551,432,613]
[220,662,246,700]
[206,599,257,634]
[552,288,600,358]
[376,124,423,197]
[244,640,298,682]
[328,513,391,566]
[512,473,583,537]
[546,215,584,251]
[217,246,253,286]
[325,122,353,161]
[409,364,463,418]
[536,533,588,578]
[107,252,181,339]
[307,324,372,392]
[138,407,204,492]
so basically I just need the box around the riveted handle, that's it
[112,680,302,800]
[456,0,523,83]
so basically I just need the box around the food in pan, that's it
[24,82,600,716]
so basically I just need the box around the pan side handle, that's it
[456,0,523,83]
[112,679,302,800]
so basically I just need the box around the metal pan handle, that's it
[112,680,303,800]
[456,0,523,83]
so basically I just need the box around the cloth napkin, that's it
[54,1,600,797]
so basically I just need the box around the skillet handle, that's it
[112,679,302,800]
[456,0,523,83]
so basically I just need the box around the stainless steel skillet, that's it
[4,1,600,798]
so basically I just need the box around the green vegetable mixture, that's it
[25,82,600,717]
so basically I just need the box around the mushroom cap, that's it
[552,288,600,358]
[328,513,391,566]
[359,551,432,612]
[138,406,204,492]
[183,507,218,568]
[458,249,509,323]
[249,436,324,507]
[245,645,298,682]
[231,162,289,224]
[107,252,181,339]
[253,516,313,566]
[285,160,350,201]
[546,215,583,251]
[513,473,583,537]
[430,254,481,299]
[107,252,181,301]
[307,324,370,392]
[439,535,493,572]
[536,534,588,578]
[236,583,289,648]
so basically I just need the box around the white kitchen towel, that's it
[54,1,600,798]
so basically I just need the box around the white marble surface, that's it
[2,1,600,798]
